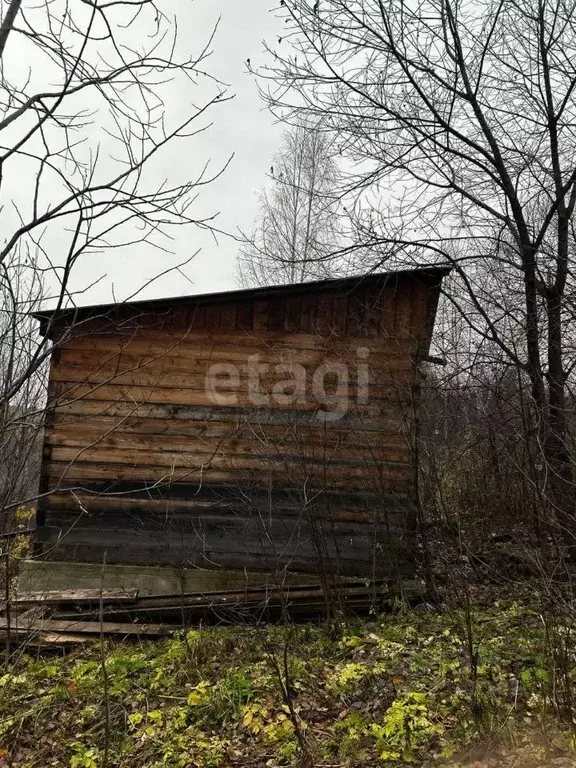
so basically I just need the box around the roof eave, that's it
[33,266,452,336]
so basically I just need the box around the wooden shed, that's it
[33,268,448,586]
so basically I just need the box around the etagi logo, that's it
[205,347,370,422]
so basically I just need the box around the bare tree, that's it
[0,0,230,406]
[238,122,342,286]
[0,0,229,534]
[0,254,45,536]
[261,0,576,536]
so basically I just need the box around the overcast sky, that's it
[76,0,285,306]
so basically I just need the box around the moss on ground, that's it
[0,601,574,767]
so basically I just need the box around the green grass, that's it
[0,601,574,767]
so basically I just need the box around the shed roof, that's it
[34,266,450,337]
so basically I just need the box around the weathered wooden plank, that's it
[55,350,415,383]
[315,292,334,335]
[0,628,92,646]
[204,303,222,330]
[34,519,411,556]
[365,284,385,337]
[39,481,411,510]
[36,540,411,575]
[42,498,406,524]
[58,338,414,369]
[380,290,398,339]
[44,461,410,492]
[253,299,269,332]
[189,306,205,330]
[92,580,405,607]
[48,381,411,410]
[48,382,411,416]
[42,497,407,525]
[332,294,349,336]
[409,283,430,347]
[49,365,412,397]
[0,617,172,636]
[268,298,284,332]
[45,424,408,451]
[50,401,404,428]
[49,362,413,392]
[47,444,409,476]
[395,284,413,339]
[60,330,415,358]
[49,415,409,445]
[300,294,317,334]
[347,292,367,337]
[284,296,302,333]
[44,432,410,466]
[56,584,389,620]
[42,509,410,538]
[236,302,254,331]
[219,302,237,331]
[14,588,139,605]
[44,453,410,482]
[34,525,411,575]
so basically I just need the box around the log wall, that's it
[35,272,443,577]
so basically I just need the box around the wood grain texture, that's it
[45,424,408,450]
[35,516,414,575]
[49,401,407,428]
[48,363,413,390]
[43,461,411,492]
[35,274,441,576]
[49,414,409,441]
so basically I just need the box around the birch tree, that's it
[238,123,342,286]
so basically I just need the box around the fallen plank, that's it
[51,585,397,622]
[54,587,365,617]
[0,617,174,637]
[135,577,424,604]
[13,588,139,605]
[0,629,92,647]
[138,578,383,601]
[43,579,424,623]
[105,580,394,610]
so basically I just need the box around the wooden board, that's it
[49,415,409,443]
[43,456,410,481]
[49,379,411,405]
[41,495,403,525]
[44,430,409,463]
[0,617,172,636]
[53,350,414,378]
[14,588,139,605]
[49,401,408,429]
[0,629,92,646]
[48,365,413,394]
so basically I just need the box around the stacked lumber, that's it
[0,588,173,647]
[0,580,423,648]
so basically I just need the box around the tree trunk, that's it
[546,288,575,543]
[522,244,547,414]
